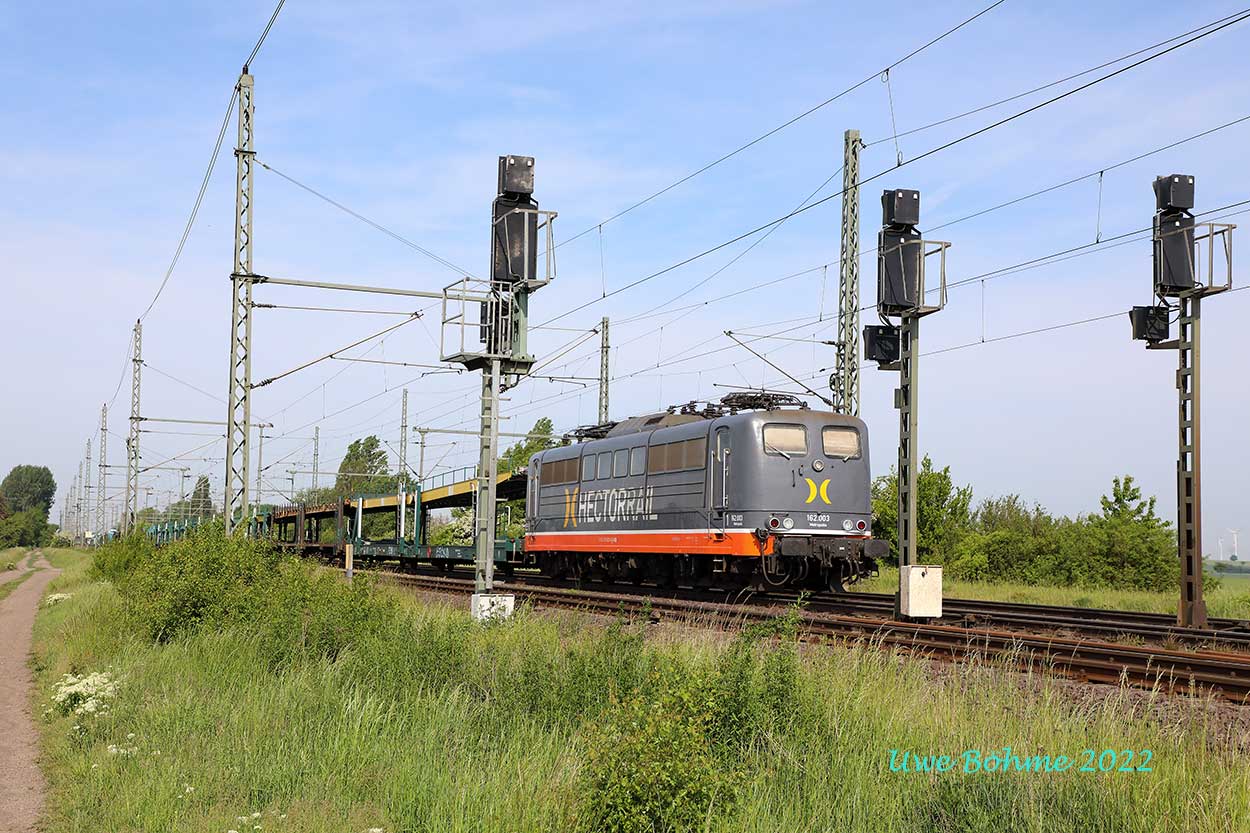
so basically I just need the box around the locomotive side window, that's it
[597,452,612,479]
[629,447,646,476]
[582,454,597,482]
[822,426,861,459]
[647,443,669,474]
[682,437,707,469]
[646,437,708,473]
[763,424,807,457]
[545,457,579,485]
[613,449,629,478]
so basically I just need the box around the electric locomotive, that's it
[524,393,885,591]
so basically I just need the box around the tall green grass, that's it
[32,540,1250,833]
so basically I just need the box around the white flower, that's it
[228,829,240,833]
[183,785,194,794]
[51,671,119,718]
[367,828,384,833]
[126,732,135,739]
[251,813,261,819]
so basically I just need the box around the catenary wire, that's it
[536,9,1250,329]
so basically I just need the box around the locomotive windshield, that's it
[822,426,861,459]
[762,424,807,458]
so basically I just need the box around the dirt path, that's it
[0,554,59,833]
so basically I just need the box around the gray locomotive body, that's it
[525,406,884,591]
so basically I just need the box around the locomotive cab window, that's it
[613,449,629,478]
[763,424,807,457]
[597,452,612,479]
[822,426,861,459]
[582,454,596,482]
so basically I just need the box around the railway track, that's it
[377,570,1250,703]
[366,563,1250,650]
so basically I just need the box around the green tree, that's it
[1082,475,1177,591]
[188,475,214,519]
[871,455,972,564]
[499,417,558,473]
[0,465,57,519]
[498,418,559,538]
[335,435,410,540]
[335,436,394,496]
[0,509,51,548]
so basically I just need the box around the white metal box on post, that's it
[899,565,942,618]
[471,593,515,622]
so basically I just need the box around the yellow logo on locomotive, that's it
[804,478,832,505]
[562,487,579,528]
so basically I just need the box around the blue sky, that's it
[3,0,1248,555]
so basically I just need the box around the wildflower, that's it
[183,785,194,794]
[228,829,240,833]
[51,671,119,718]
[251,813,261,819]
[126,732,135,739]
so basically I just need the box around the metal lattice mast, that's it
[83,438,92,542]
[124,320,142,533]
[416,429,427,486]
[72,466,81,543]
[224,69,255,532]
[1176,292,1206,627]
[399,389,409,476]
[598,317,610,424]
[253,427,264,517]
[312,427,320,490]
[834,130,863,415]
[398,389,409,541]
[96,404,107,540]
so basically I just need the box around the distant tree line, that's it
[871,457,1183,592]
[0,464,57,547]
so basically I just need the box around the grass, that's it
[859,566,1250,620]
[29,544,1250,833]
[0,568,33,602]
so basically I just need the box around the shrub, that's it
[119,523,279,642]
[101,523,400,673]
[253,562,397,669]
[90,534,153,584]
[577,664,736,833]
